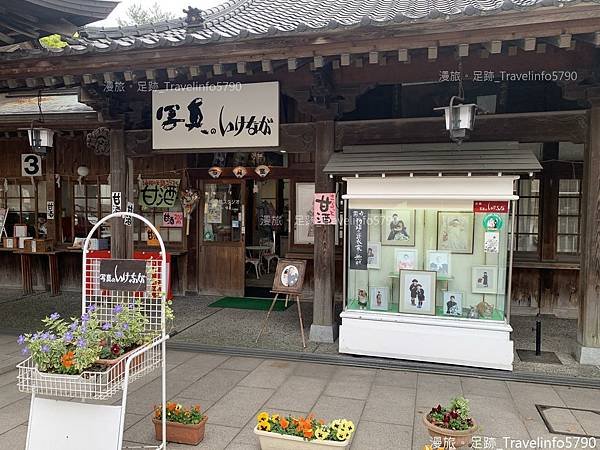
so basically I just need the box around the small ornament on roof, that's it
[86,127,110,156]
[184,6,205,31]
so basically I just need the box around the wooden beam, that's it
[575,31,600,47]
[544,33,572,48]
[427,46,438,60]
[109,128,128,259]
[517,37,537,51]
[483,40,502,54]
[458,43,469,57]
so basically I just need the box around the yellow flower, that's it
[257,412,269,423]
[175,404,182,412]
[336,429,350,441]
[344,421,355,434]
[315,427,330,440]
[330,419,342,430]
[257,420,271,432]
[271,414,280,421]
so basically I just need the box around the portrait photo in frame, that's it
[398,270,437,315]
[443,291,463,316]
[369,286,390,311]
[272,259,307,295]
[471,265,498,294]
[437,212,474,254]
[367,241,381,269]
[426,250,452,278]
[381,209,415,246]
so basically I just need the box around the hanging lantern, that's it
[208,166,222,179]
[233,166,247,179]
[434,96,479,144]
[27,127,55,155]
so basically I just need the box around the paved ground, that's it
[0,335,599,450]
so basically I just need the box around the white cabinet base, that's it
[339,311,514,371]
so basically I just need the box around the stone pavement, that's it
[0,335,599,450]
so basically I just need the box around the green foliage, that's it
[117,2,175,26]
[427,396,474,431]
[39,35,67,49]
[155,403,204,425]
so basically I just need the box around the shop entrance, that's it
[243,178,289,297]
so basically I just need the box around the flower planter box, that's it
[254,427,350,450]
[422,414,478,448]
[153,416,207,445]
[96,346,145,383]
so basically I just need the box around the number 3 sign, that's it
[21,154,42,177]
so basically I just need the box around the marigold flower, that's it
[257,411,269,423]
[303,428,314,439]
[279,417,289,429]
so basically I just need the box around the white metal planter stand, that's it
[17,212,170,450]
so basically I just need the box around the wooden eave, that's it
[0,5,599,81]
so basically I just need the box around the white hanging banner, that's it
[111,192,122,213]
[152,81,279,150]
[46,201,55,220]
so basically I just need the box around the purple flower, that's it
[69,321,78,331]
[81,313,90,322]
[21,347,29,356]
[101,322,112,331]
[86,304,96,313]
[49,312,60,321]
[41,332,49,340]
[113,305,123,314]
[17,335,25,345]
[31,332,40,341]
[115,331,124,339]
[41,345,50,353]
[121,323,129,331]
[76,338,86,348]
[63,331,74,342]
[48,333,56,341]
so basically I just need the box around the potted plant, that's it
[423,396,478,448]
[153,402,207,445]
[253,412,355,449]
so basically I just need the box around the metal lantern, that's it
[435,96,479,144]
[27,127,55,155]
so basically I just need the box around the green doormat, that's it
[208,297,292,311]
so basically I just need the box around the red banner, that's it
[473,201,509,213]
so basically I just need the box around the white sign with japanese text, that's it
[152,81,279,150]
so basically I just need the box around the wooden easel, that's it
[256,291,306,348]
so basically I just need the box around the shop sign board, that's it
[99,259,148,292]
[313,193,336,225]
[152,81,279,149]
[139,179,180,209]
[162,211,183,228]
[473,201,509,213]
[349,209,369,270]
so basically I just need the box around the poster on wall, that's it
[294,182,315,245]
[437,212,474,254]
[349,209,368,270]
[206,199,223,224]
[381,210,415,246]
[313,193,336,225]
[484,231,500,253]
[152,81,279,150]
[162,211,184,228]
[139,179,180,209]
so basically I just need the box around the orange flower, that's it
[61,351,75,368]
[279,417,289,429]
[303,428,314,439]
[194,405,201,412]
[167,403,177,412]
[154,409,161,418]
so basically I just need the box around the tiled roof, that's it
[1,0,592,58]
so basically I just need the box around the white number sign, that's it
[21,154,42,176]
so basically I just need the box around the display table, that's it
[15,250,63,296]
[339,310,514,370]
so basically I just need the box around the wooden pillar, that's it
[577,101,600,364]
[45,145,58,242]
[309,120,337,343]
[109,129,127,259]
[126,156,134,258]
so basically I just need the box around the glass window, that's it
[346,207,508,322]
[513,179,540,254]
[203,183,242,242]
[72,182,110,239]
[2,183,44,237]
[133,185,184,245]
[557,179,581,254]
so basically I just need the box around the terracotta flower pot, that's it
[96,346,144,382]
[422,414,478,448]
[253,426,350,449]
[153,416,208,445]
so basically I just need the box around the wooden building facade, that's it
[0,0,599,363]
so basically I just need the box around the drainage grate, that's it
[516,349,563,365]
[537,405,600,438]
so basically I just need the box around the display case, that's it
[339,176,517,370]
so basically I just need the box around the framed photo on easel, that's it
[272,259,307,295]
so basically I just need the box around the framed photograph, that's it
[471,265,498,294]
[367,242,381,269]
[294,182,315,245]
[356,288,369,310]
[382,209,415,246]
[369,286,389,311]
[426,250,452,277]
[395,248,418,271]
[484,231,500,253]
[398,270,437,315]
[13,224,28,238]
[443,291,463,316]
[437,212,474,254]
[273,259,307,295]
